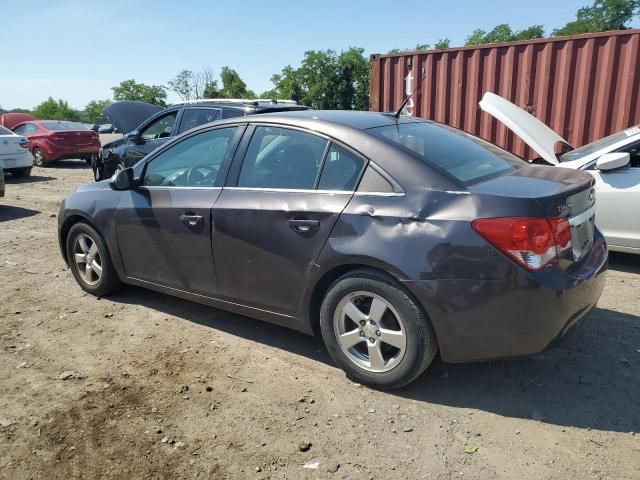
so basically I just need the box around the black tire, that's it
[66,222,121,297]
[33,148,46,167]
[84,155,93,165]
[11,168,31,178]
[319,269,438,389]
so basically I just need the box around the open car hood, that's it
[479,92,572,165]
[101,101,163,134]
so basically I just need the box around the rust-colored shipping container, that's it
[369,29,640,160]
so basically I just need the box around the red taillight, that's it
[48,132,64,144]
[472,217,572,270]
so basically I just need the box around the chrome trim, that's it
[139,186,222,191]
[224,186,352,195]
[354,191,405,197]
[568,204,596,226]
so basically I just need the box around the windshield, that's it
[560,125,640,162]
[42,121,88,131]
[368,122,524,185]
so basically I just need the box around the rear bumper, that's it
[1,150,33,170]
[404,231,608,363]
[40,141,99,161]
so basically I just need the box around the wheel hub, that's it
[362,323,379,339]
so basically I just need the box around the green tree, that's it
[202,80,220,98]
[434,38,452,49]
[336,47,369,110]
[82,99,111,123]
[553,0,640,36]
[297,49,340,109]
[111,79,167,106]
[465,24,544,45]
[415,43,431,50]
[167,70,194,101]
[32,97,79,121]
[261,65,303,101]
[219,67,256,99]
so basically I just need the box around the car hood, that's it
[479,92,572,165]
[101,101,163,134]
[75,179,113,193]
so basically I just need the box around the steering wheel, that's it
[186,165,218,186]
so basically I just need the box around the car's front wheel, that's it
[66,222,121,296]
[320,269,438,389]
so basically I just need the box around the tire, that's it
[11,168,31,178]
[33,148,46,167]
[319,269,438,389]
[66,222,121,297]
[84,155,93,165]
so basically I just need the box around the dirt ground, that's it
[1,160,639,480]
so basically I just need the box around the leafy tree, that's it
[336,47,369,110]
[202,80,221,98]
[465,24,544,45]
[112,79,167,106]
[167,70,195,101]
[261,65,303,101]
[434,38,452,49]
[297,50,340,109]
[32,97,79,121]
[82,99,111,124]
[553,0,640,36]
[415,43,431,50]
[219,67,256,99]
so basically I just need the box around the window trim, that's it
[139,124,247,189]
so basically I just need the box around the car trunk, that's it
[51,130,97,147]
[0,134,28,156]
[469,164,596,266]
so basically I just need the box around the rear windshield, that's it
[42,121,88,131]
[560,125,640,162]
[368,122,523,185]
[0,126,14,135]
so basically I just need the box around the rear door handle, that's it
[179,213,204,227]
[288,218,320,232]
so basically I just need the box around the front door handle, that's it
[179,213,204,227]
[288,218,320,232]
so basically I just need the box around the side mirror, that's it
[596,152,630,171]
[126,130,142,144]
[111,167,135,190]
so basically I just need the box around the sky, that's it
[1,0,635,110]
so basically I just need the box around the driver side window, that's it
[140,112,177,140]
[143,127,239,187]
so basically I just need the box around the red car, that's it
[12,120,100,167]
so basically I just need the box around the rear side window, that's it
[369,122,523,184]
[238,127,328,189]
[178,108,220,134]
[318,145,365,191]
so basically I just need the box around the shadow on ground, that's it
[45,159,91,169]
[608,251,640,274]
[5,174,56,184]
[0,205,40,222]
[109,276,640,433]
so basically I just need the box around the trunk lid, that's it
[0,134,28,156]
[102,101,164,134]
[470,164,596,263]
[479,92,572,165]
[52,130,97,146]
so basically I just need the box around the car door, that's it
[212,125,366,315]
[591,143,640,250]
[122,110,181,166]
[115,125,244,295]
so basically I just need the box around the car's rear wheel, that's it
[66,222,121,296]
[319,269,438,389]
[11,168,31,178]
[32,148,46,167]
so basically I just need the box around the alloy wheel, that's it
[33,149,44,167]
[73,233,103,286]
[333,291,407,373]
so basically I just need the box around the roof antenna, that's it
[392,85,419,118]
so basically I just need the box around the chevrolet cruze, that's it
[58,111,607,389]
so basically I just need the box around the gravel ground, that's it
[0,161,639,480]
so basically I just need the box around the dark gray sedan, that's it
[58,111,607,389]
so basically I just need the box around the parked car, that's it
[58,110,606,389]
[0,125,32,177]
[94,99,309,181]
[0,112,38,129]
[480,92,640,254]
[12,120,100,167]
[98,124,118,134]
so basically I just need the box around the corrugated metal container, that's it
[370,29,640,159]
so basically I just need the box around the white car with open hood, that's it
[480,92,640,254]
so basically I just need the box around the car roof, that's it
[230,110,424,130]
[169,100,310,113]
